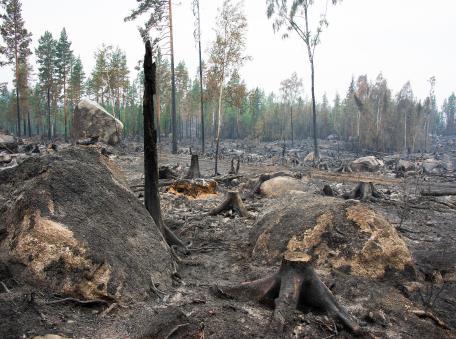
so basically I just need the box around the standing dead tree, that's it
[143,40,187,249]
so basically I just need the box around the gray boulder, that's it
[350,156,384,172]
[0,133,18,153]
[71,99,124,145]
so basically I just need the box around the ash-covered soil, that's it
[0,137,455,338]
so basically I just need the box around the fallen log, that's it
[420,189,456,197]
[209,191,251,218]
[212,254,360,334]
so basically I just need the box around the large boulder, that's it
[71,99,124,145]
[259,176,308,197]
[0,147,173,301]
[422,158,447,175]
[0,132,18,153]
[250,195,414,279]
[350,156,384,172]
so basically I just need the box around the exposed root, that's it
[343,182,382,201]
[45,297,109,306]
[0,281,11,293]
[213,256,360,334]
[209,191,252,218]
[412,309,450,330]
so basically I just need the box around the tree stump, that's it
[209,191,251,218]
[228,157,240,175]
[185,154,202,179]
[322,184,335,196]
[335,161,353,173]
[343,182,382,201]
[213,254,359,334]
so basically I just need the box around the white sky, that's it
[0,0,454,106]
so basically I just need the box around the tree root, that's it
[209,191,252,218]
[212,256,360,334]
[45,297,109,306]
[343,182,382,201]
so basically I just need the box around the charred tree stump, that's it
[185,154,202,179]
[322,184,335,197]
[143,41,187,250]
[343,182,382,201]
[209,191,251,218]
[213,255,360,334]
[228,157,241,175]
[335,161,353,173]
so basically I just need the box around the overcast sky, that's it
[0,0,454,106]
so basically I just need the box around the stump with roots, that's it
[335,161,353,173]
[213,254,360,334]
[209,191,251,218]
[185,154,202,179]
[343,182,382,201]
[228,157,241,175]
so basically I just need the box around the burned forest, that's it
[0,0,455,338]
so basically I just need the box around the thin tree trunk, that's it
[27,110,31,137]
[169,0,178,154]
[15,63,21,137]
[310,60,319,161]
[215,78,224,175]
[404,110,407,153]
[290,105,294,146]
[195,0,205,153]
[47,87,51,140]
[64,74,68,142]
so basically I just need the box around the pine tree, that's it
[35,31,57,140]
[68,56,85,109]
[55,28,73,141]
[0,0,32,137]
[126,0,179,153]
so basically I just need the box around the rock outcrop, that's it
[250,195,414,279]
[0,132,18,153]
[350,156,384,172]
[259,176,307,197]
[71,99,124,145]
[0,147,173,301]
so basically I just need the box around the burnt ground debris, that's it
[0,137,455,338]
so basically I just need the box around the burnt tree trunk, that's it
[185,154,202,179]
[209,191,251,218]
[213,256,359,334]
[143,41,187,249]
[343,182,382,201]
